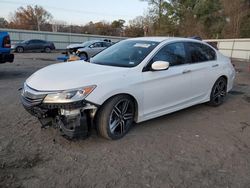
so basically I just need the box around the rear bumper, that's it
[227,65,236,92]
[0,53,14,63]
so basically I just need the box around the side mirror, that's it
[89,45,94,48]
[151,61,170,71]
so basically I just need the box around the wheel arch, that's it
[220,75,228,83]
[211,75,228,93]
[79,51,88,59]
[79,50,88,55]
[97,93,139,122]
[218,75,228,88]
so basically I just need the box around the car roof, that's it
[85,40,110,43]
[26,39,46,42]
[128,37,204,43]
[128,37,170,42]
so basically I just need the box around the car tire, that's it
[79,52,88,61]
[209,77,227,106]
[44,47,51,53]
[16,46,24,53]
[96,95,135,140]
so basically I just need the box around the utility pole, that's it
[36,16,40,31]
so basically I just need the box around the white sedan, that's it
[21,37,235,140]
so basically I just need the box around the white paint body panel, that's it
[25,37,235,123]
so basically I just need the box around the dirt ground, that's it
[0,53,250,188]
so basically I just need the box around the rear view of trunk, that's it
[0,32,14,64]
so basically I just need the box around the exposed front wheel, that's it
[96,95,135,140]
[209,77,227,106]
[79,52,88,61]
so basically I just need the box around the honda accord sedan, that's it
[21,37,235,140]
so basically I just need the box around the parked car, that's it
[21,37,235,140]
[0,32,14,64]
[66,40,113,60]
[12,39,55,53]
[57,40,114,62]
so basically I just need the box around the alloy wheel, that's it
[109,99,134,136]
[212,79,227,105]
[80,53,88,61]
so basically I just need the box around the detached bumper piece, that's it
[21,90,96,139]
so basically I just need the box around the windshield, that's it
[21,40,28,43]
[90,40,159,67]
[81,41,94,47]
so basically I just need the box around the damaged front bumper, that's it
[21,87,98,139]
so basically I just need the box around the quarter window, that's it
[151,42,186,66]
[187,42,216,63]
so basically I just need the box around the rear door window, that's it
[102,42,112,47]
[187,42,216,63]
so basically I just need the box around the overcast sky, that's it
[0,0,149,25]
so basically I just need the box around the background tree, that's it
[221,0,250,38]
[111,19,125,29]
[2,2,250,38]
[125,16,145,37]
[155,0,223,38]
[111,19,125,36]
[240,14,250,38]
[9,5,52,31]
[141,0,166,34]
[0,17,9,28]
[139,0,250,38]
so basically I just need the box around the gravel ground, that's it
[0,53,250,188]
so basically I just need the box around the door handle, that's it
[182,70,191,74]
[212,64,219,68]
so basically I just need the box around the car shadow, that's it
[0,70,32,80]
[134,103,207,129]
[130,93,242,136]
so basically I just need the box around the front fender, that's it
[85,75,144,122]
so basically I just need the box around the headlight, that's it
[43,85,96,103]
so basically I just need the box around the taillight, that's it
[3,35,11,48]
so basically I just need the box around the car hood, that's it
[26,61,128,91]
[67,44,85,49]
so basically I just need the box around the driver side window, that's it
[92,42,102,48]
[151,42,186,66]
